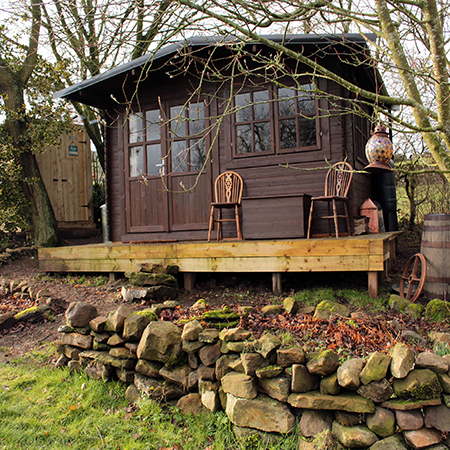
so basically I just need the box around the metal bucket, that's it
[421,213,450,300]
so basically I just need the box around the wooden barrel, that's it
[421,214,450,300]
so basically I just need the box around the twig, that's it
[94,425,105,448]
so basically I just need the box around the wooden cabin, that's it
[35,126,97,238]
[46,34,399,298]
[56,34,387,243]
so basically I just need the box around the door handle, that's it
[156,161,165,176]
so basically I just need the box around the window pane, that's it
[170,105,185,137]
[299,118,317,146]
[236,124,252,154]
[129,113,143,143]
[280,119,297,149]
[278,88,296,117]
[171,141,188,172]
[130,146,144,177]
[298,84,315,116]
[145,109,161,141]
[254,122,271,152]
[253,90,270,120]
[146,144,162,176]
[190,139,206,171]
[235,93,251,122]
[189,102,205,136]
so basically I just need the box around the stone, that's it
[276,346,305,367]
[73,326,92,335]
[425,299,450,321]
[15,305,50,323]
[291,364,320,393]
[366,406,396,437]
[261,304,283,315]
[67,360,82,373]
[390,343,415,379]
[84,362,114,381]
[107,333,125,346]
[159,364,191,388]
[307,349,339,377]
[80,350,134,370]
[190,299,206,312]
[283,296,299,314]
[198,328,219,344]
[437,373,450,393]
[337,358,365,390]
[357,378,394,403]
[253,334,281,359]
[138,262,178,274]
[115,368,135,384]
[134,373,184,401]
[424,404,450,432]
[61,332,93,349]
[415,352,449,374]
[65,302,98,328]
[182,340,205,354]
[258,375,291,402]
[125,342,138,354]
[395,410,424,431]
[360,352,391,385]
[125,271,178,287]
[388,294,424,319]
[369,434,408,450]
[393,369,442,400]
[58,324,75,333]
[335,411,365,427]
[241,353,269,376]
[314,300,350,320]
[226,342,245,353]
[233,426,280,446]
[198,380,220,412]
[197,365,216,381]
[64,345,82,360]
[221,372,257,399]
[93,341,110,351]
[187,371,198,391]
[226,393,295,434]
[401,330,428,347]
[181,320,203,341]
[198,342,222,367]
[89,316,108,332]
[288,391,375,413]
[146,284,178,299]
[137,321,182,364]
[176,393,206,415]
[320,372,341,395]
[105,305,135,333]
[219,327,252,342]
[109,347,136,359]
[55,354,70,368]
[188,352,199,370]
[123,312,156,342]
[91,331,110,344]
[403,428,442,449]
[215,355,239,381]
[125,384,141,403]
[300,410,333,438]
[255,365,283,379]
[36,288,51,299]
[0,313,17,331]
[331,421,378,448]
[121,286,148,302]
[381,398,441,411]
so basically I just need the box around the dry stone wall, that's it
[56,301,450,449]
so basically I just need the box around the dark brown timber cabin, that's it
[50,34,398,297]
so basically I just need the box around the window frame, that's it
[232,83,321,159]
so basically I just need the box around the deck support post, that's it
[109,272,116,282]
[184,272,196,292]
[368,271,378,299]
[272,272,282,296]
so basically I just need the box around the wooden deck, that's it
[38,232,400,298]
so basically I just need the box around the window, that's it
[233,84,318,156]
[170,102,207,173]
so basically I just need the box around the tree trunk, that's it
[19,148,60,247]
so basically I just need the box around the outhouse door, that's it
[125,100,213,236]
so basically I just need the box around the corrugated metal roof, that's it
[55,33,377,102]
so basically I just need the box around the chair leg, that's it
[332,199,339,238]
[344,201,351,236]
[235,205,243,240]
[307,201,314,239]
[207,205,215,242]
[217,209,222,241]
[327,201,333,237]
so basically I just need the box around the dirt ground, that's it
[0,232,439,363]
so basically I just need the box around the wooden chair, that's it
[208,171,243,242]
[307,161,353,238]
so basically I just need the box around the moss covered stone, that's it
[314,300,350,320]
[125,272,177,288]
[388,294,424,319]
[425,299,450,322]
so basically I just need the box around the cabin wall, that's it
[106,70,374,242]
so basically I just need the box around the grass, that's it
[0,348,301,450]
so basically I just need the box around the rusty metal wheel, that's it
[399,253,427,302]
